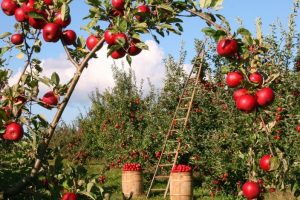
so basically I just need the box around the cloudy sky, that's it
[2,0,299,123]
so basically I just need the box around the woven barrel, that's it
[170,172,193,200]
[122,171,143,197]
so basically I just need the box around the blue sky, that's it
[0,0,299,123]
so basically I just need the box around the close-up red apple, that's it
[62,192,77,200]
[86,35,101,50]
[112,0,125,10]
[1,0,18,16]
[104,30,115,45]
[249,72,263,85]
[22,0,35,14]
[42,23,62,42]
[135,5,151,21]
[11,34,24,45]
[217,38,238,57]
[54,12,71,28]
[259,154,272,171]
[128,38,142,56]
[256,87,274,107]
[242,181,260,199]
[295,125,300,133]
[62,30,77,45]
[28,10,48,29]
[14,7,28,22]
[2,122,24,141]
[236,94,257,112]
[226,71,243,88]
[113,32,128,45]
[110,48,126,59]
[233,88,248,101]
[42,91,59,107]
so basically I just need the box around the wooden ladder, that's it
[146,49,206,199]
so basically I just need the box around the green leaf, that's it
[200,0,213,9]
[119,19,128,33]
[210,0,224,10]
[28,12,45,20]
[237,28,252,38]
[158,4,174,13]
[269,156,280,171]
[77,191,97,200]
[201,27,216,37]
[87,182,94,192]
[61,2,70,21]
[51,72,60,86]
[0,32,11,39]
[0,47,10,57]
[126,55,132,66]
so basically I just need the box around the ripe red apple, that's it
[62,192,77,200]
[113,32,128,45]
[2,122,24,141]
[43,0,53,5]
[242,181,260,199]
[226,71,243,88]
[14,7,28,22]
[112,0,125,10]
[104,30,115,45]
[28,10,47,29]
[155,151,161,159]
[135,5,151,21]
[54,12,71,28]
[259,154,272,171]
[1,0,18,16]
[22,0,35,14]
[42,23,62,42]
[236,94,257,112]
[249,72,263,85]
[11,34,24,45]
[256,87,275,107]
[295,125,300,133]
[233,88,248,101]
[42,91,59,107]
[217,38,238,57]
[128,38,142,56]
[111,48,126,59]
[62,30,77,45]
[86,35,101,50]
[110,8,124,16]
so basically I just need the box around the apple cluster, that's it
[122,163,142,171]
[171,164,192,173]
[217,39,275,112]
[1,0,76,45]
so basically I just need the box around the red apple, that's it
[14,7,28,22]
[11,34,24,45]
[110,8,124,16]
[295,125,300,133]
[104,30,115,45]
[62,30,76,45]
[236,94,257,112]
[242,181,260,199]
[226,71,243,88]
[54,12,71,28]
[256,87,275,107]
[42,23,62,42]
[86,35,101,50]
[155,151,161,159]
[42,91,59,107]
[2,122,24,141]
[259,154,272,171]
[28,10,47,29]
[217,38,238,57]
[113,32,128,45]
[1,0,18,16]
[233,88,248,101]
[128,38,142,56]
[22,0,35,14]
[62,192,77,200]
[111,48,126,59]
[43,0,53,5]
[135,5,150,21]
[111,0,125,10]
[249,72,263,85]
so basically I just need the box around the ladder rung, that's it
[159,164,173,167]
[155,175,169,179]
[151,188,166,191]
